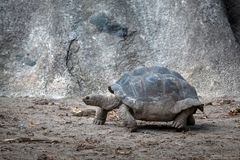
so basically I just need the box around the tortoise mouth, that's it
[108,86,114,94]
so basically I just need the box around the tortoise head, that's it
[82,94,121,110]
[82,94,104,107]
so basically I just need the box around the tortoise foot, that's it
[93,119,105,125]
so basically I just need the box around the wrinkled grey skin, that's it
[82,94,121,125]
[82,66,204,132]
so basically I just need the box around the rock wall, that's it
[1,0,240,98]
[224,0,240,43]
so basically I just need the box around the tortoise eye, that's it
[85,96,90,100]
[108,86,114,93]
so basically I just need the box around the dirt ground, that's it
[0,96,240,160]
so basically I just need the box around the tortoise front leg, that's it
[118,104,137,132]
[172,107,196,130]
[93,108,108,125]
[187,114,195,125]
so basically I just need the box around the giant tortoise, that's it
[83,66,203,131]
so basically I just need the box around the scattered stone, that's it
[115,147,132,155]
[6,132,17,135]
[140,140,159,147]
[33,99,49,105]
[208,98,236,106]
[75,137,100,151]
[0,147,13,152]
[27,106,35,109]
[41,126,47,130]
[220,99,234,105]
[228,108,240,116]
[65,121,72,124]
[71,108,95,117]
[37,154,54,160]
[2,137,60,143]
[0,114,5,119]
[58,105,70,111]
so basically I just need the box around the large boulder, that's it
[0,0,240,98]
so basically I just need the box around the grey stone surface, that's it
[0,0,240,98]
[224,0,240,43]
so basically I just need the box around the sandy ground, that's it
[0,96,240,160]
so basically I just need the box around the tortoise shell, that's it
[109,66,198,106]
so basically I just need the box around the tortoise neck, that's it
[98,95,121,110]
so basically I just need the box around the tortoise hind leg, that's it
[187,114,195,125]
[93,108,108,125]
[118,104,137,132]
[172,108,196,130]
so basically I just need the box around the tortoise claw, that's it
[172,121,184,129]
[172,121,189,131]
[93,119,105,125]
